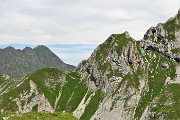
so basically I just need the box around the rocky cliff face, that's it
[77,32,137,93]
[142,10,180,62]
[0,45,75,79]
[76,32,147,120]
[75,10,180,120]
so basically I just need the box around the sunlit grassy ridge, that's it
[1,112,77,120]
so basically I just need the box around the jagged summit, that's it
[34,45,50,50]
[109,31,133,41]
[142,9,180,62]
[23,46,33,51]
[123,31,131,38]
[172,8,180,20]
[3,46,16,50]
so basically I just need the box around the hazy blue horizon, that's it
[0,44,98,66]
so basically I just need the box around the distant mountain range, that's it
[0,45,75,79]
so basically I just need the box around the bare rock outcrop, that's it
[142,10,180,62]
[13,80,54,113]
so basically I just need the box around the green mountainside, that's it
[76,10,180,120]
[0,45,75,79]
[0,10,179,120]
[0,68,102,120]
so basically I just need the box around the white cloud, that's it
[0,0,179,45]
[0,0,179,65]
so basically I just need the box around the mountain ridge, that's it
[0,45,75,79]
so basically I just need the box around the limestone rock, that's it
[142,11,180,62]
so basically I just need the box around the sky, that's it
[0,0,179,65]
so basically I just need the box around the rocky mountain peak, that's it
[0,45,75,79]
[142,10,180,62]
[34,45,50,50]
[4,46,16,51]
[23,46,33,52]
[76,11,180,119]
[123,31,131,38]
[175,8,180,18]
[77,31,137,93]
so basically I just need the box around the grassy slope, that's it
[136,15,180,119]
[80,90,103,120]
[151,84,180,119]
[162,11,179,42]
[0,69,90,119]
[134,50,177,119]
[1,112,77,120]
[0,68,64,111]
[0,77,29,111]
[56,71,88,112]
[0,68,89,114]
[27,68,64,108]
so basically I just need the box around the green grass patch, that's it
[27,68,64,108]
[124,67,143,89]
[66,80,88,112]
[84,90,93,104]
[80,90,103,120]
[171,48,180,54]
[134,50,177,119]
[0,78,29,111]
[32,104,38,112]
[151,84,180,119]
[162,17,177,41]
[1,112,77,120]
[56,72,87,113]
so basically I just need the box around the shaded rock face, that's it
[0,45,75,79]
[142,10,180,62]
